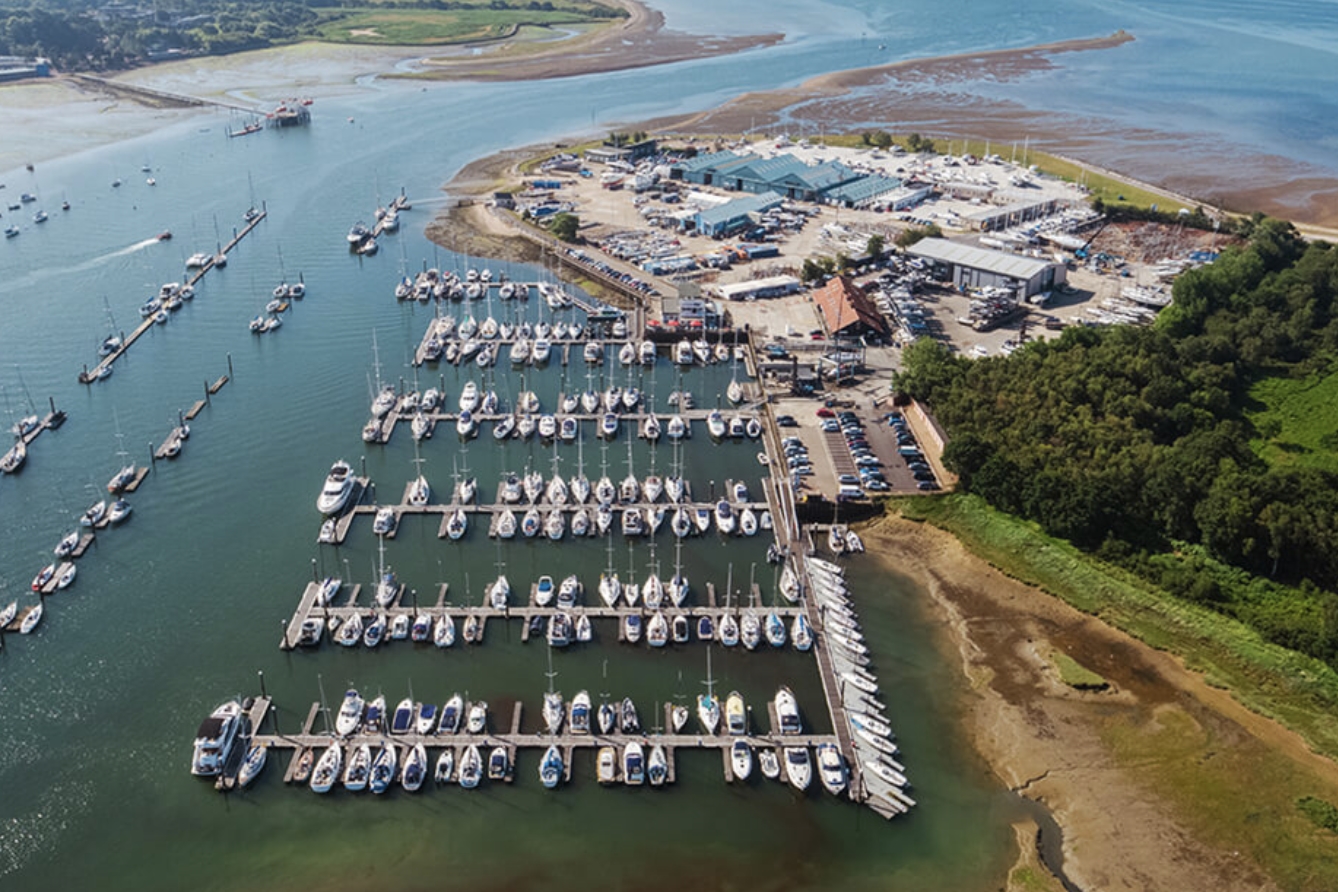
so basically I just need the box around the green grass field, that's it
[314,5,603,46]
[1248,369,1338,473]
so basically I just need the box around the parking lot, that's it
[771,396,940,503]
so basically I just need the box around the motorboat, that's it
[731,740,753,781]
[714,500,735,535]
[674,339,693,366]
[190,700,242,777]
[558,574,581,607]
[622,613,642,644]
[532,338,552,364]
[646,612,669,647]
[466,701,488,734]
[559,416,578,442]
[599,413,619,439]
[725,691,747,735]
[456,410,476,438]
[696,614,714,641]
[56,562,76,591]
[458,745,483,789]
[775,686,802,734]
[706,410,727,439]
[371,385,398,419]
[583,342,602,364]
[487,746,509,781]
[402,744,428,792]
[539,745,564,789]
[376,566,399,607]
[390,698,415,735]
[783,746,812,791]
[372,506,397,536]
[620,508,644,537]
[411,613,432,643]
[739,507,759,537]
[758,748,781,781]
[647,744,668,787]
[570,691,591,734]
[370,745,398,794]
[107,499,133,524]
[517,413,537,439]
[574,613,593,643]
[439,694,463,734]
[310,745,344,794]
[765,612,787,647]
[446,508,467,540]
[335,689,365,737]
[667,415,687,440]
[597,746,618,784]
[728,415,746,438]
[622,742,645,786]
[345,744,372,792]
[746,416,763,439]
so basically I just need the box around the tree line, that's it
[895,218,1338,664]
[0,0,624,71]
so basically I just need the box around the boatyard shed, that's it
[813,276,889,338]
[691,191,784,238]
[967,196,1063,231]
[714,275,802,301]
[822,174,903,208]
[907,238,1066,297]
[672,151,868,202]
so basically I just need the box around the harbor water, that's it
[2,0,1335,887]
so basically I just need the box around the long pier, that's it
[79,209,266,383]
[217,693,847,796]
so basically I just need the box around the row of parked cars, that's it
[819,409,891,498]
[780,434,816,492]
[887,411,939,491]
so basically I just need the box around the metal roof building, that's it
[906,238,1066,297]
[691,191,784,238]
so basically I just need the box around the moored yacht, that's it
[316,460,355,514]
[190,700,243,777]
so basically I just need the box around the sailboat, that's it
[697,646,721,735]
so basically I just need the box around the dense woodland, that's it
[0,0,623,70]
[896,219,1338,664]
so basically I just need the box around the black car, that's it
[776,415,798,427]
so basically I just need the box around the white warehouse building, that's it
[906,238,1066,298]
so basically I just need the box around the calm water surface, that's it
[3,0,1331,886]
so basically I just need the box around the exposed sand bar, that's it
[650,30,1338,229]
[862,514,1338,892]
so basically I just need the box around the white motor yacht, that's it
[783,746,812,791]
[190,700,243,777]
[731,740,753,781]
[335,689,365,737]
[317,460,355,514]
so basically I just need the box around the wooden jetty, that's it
[79,209,266,383]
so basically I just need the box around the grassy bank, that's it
[313,1,622,46]
[893,493,1338,759]
[1248,367,1338,473]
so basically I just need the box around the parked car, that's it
[776,415,798,427]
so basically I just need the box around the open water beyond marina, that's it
[4,0,1333,886]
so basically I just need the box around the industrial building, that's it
[966,196,1064,231]
[671,150,903,206]
[690,191,784,238]
[813,276,889,339]
[906,238,1066,298]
